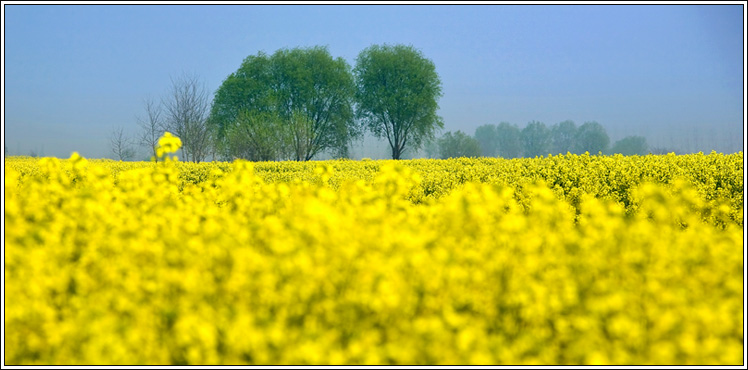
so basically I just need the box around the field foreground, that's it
[4,151,744,365]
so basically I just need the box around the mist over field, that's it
[3,4,745,159]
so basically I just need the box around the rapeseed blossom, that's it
[156,131,182,160]
[3,135,744,365]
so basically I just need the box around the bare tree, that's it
[136,96,165,161]
[110,126,136,161]
[162,72,212,163]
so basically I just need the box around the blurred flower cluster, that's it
[4,139,743,365]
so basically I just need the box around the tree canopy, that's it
[610,135,648,155]
[209,46,356,161]
[551,120,577,154]
[575,121,610,154]
[354,44,443,160]
[438,131,481,159]
[495,122,522,159]
[474,124,498,157]
[521,121,551,158]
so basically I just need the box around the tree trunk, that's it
[392,145,402,160]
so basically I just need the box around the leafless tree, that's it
[162,72,212,162]
[110,126,136,161]
[136,96,165,161]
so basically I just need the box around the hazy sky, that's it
[2,3,745,159]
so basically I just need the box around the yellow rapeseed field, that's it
[4,133,744,365]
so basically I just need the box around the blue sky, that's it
[3,3,745,159]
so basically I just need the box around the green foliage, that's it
[210,52,276,138]
[437,130,481,159]
[480,120,619,158]
[422,137,440,159]
[609,135,649,156]
[226,110,290,161]
[574,121,610,154]
[495,122,522,159]
[551,120,577,154]
[209,47,356,161]
[272,47,357,160]
[521,121,551,158]
[354,44,444,159]
[474,124,498,157]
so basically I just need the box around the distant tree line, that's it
[112,44,443,162]
[107,43,701,162]
[432,120,653,159]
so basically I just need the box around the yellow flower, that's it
[3,152,743,365]
[157,132,182,156]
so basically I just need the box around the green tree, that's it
[210,52,276,160]
[354,44,443,160]
[210,53,273,129]
[224,110,290,161]
[437,130,481,159]
[551,120,577,154]
[272,47,357,160]
[474,124,498,157]
[209,47,356,161]
[609,135,648,156]
[521,121,551,158]
[495,122,522,158]
[575,121,610,154]
[422,136,440,159]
